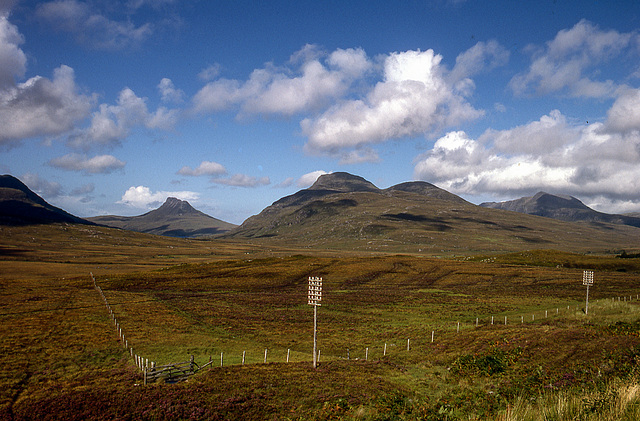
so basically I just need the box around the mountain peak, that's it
[309,172,379,192]
[154,197,198,216]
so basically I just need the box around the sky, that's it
[1,0,640,225]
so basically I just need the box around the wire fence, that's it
[91,273,639,383]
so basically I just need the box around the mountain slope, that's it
[480,192,640,228]
[88,197,236,238]
[0,175,93,226]
[222,173,640,254]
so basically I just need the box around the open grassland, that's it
[2,224,640,419]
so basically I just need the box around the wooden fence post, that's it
[264,349,268,364]
[407,338,410,351]
[366,347,369,361]
[242,351,246,365]
[431,331,434,343]
[287,349,290,363]
[383,343,387,356]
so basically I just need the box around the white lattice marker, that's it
[308,276,323,368]
[583,270,594,315]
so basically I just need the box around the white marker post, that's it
[308,276,323,369]
[583,270,594,314]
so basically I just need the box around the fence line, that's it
[91,273,638,382]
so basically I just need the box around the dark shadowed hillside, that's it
[0,175,93,226]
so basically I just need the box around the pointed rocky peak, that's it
[154,197,199,216]
[308,172,379,193]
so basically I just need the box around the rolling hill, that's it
[480,192,640,228]
[88,197,236,238]
[223,172,640,254]
[0,174,93,226]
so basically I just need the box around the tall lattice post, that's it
[308,276,323,369]
[583,270,594,314]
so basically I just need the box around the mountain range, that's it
[2,172,640,254]
[87,197,236,238]
[480,192,640,228]
[221,172,640,254]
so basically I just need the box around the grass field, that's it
[2,224,640,420]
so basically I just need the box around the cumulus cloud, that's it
[302,48,485,154]
[296,170,330,187]
[413,101,640,210]
[68,87,178,150]
[21,172,63,198]
[35,0,153,50]
[0,15,94,146]
[192,45,372,116]
[210,174,270,187]
[119,185,199,209]
[0,12,25,88]
[158,78,184,103]
[604,88,640,133]
[448,39,509,83]
[510,20,634,97]
[198,64,221,81]
[0,64,94,148]
[48,153,125,174]
[177,160,227,176]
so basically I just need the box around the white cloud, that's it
[481,109,581,155]
[0,12,25,88]
[0,64,94,147]
[158,78,184,103]
[296,170,331,188]
[192,45,372,116]
[119,185,199,209]
[448,39,509,83]
[48,153,125,174]
[302,48,484,154]
[604,88,640,133]
[68,87,178,149]
[510,20,634,97]
[413,102,640,208]
[177,160,227,176]
[21,172,63,198]
[198,64,221,81]
[35,0,153,50]
[338,148,380,165]
[210,174,270,187]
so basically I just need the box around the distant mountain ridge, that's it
[0,175,93,226]
[480,192,640,228]
[222,172,640,254]
[88,197,236,238]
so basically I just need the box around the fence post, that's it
[384,343,387,356]
[366,347,369,361]
[431,331,434,343]
[407,338,410,351]
[221,352,224,367]
[457,322,460,333]
[476,317,478,327]
[287,349,290,363]
[504,316,507,325]
[242,351,246,365]
[264,349,268,364]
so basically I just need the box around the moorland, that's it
[2,221,640,420]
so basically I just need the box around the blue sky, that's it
[1,0,640,224]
